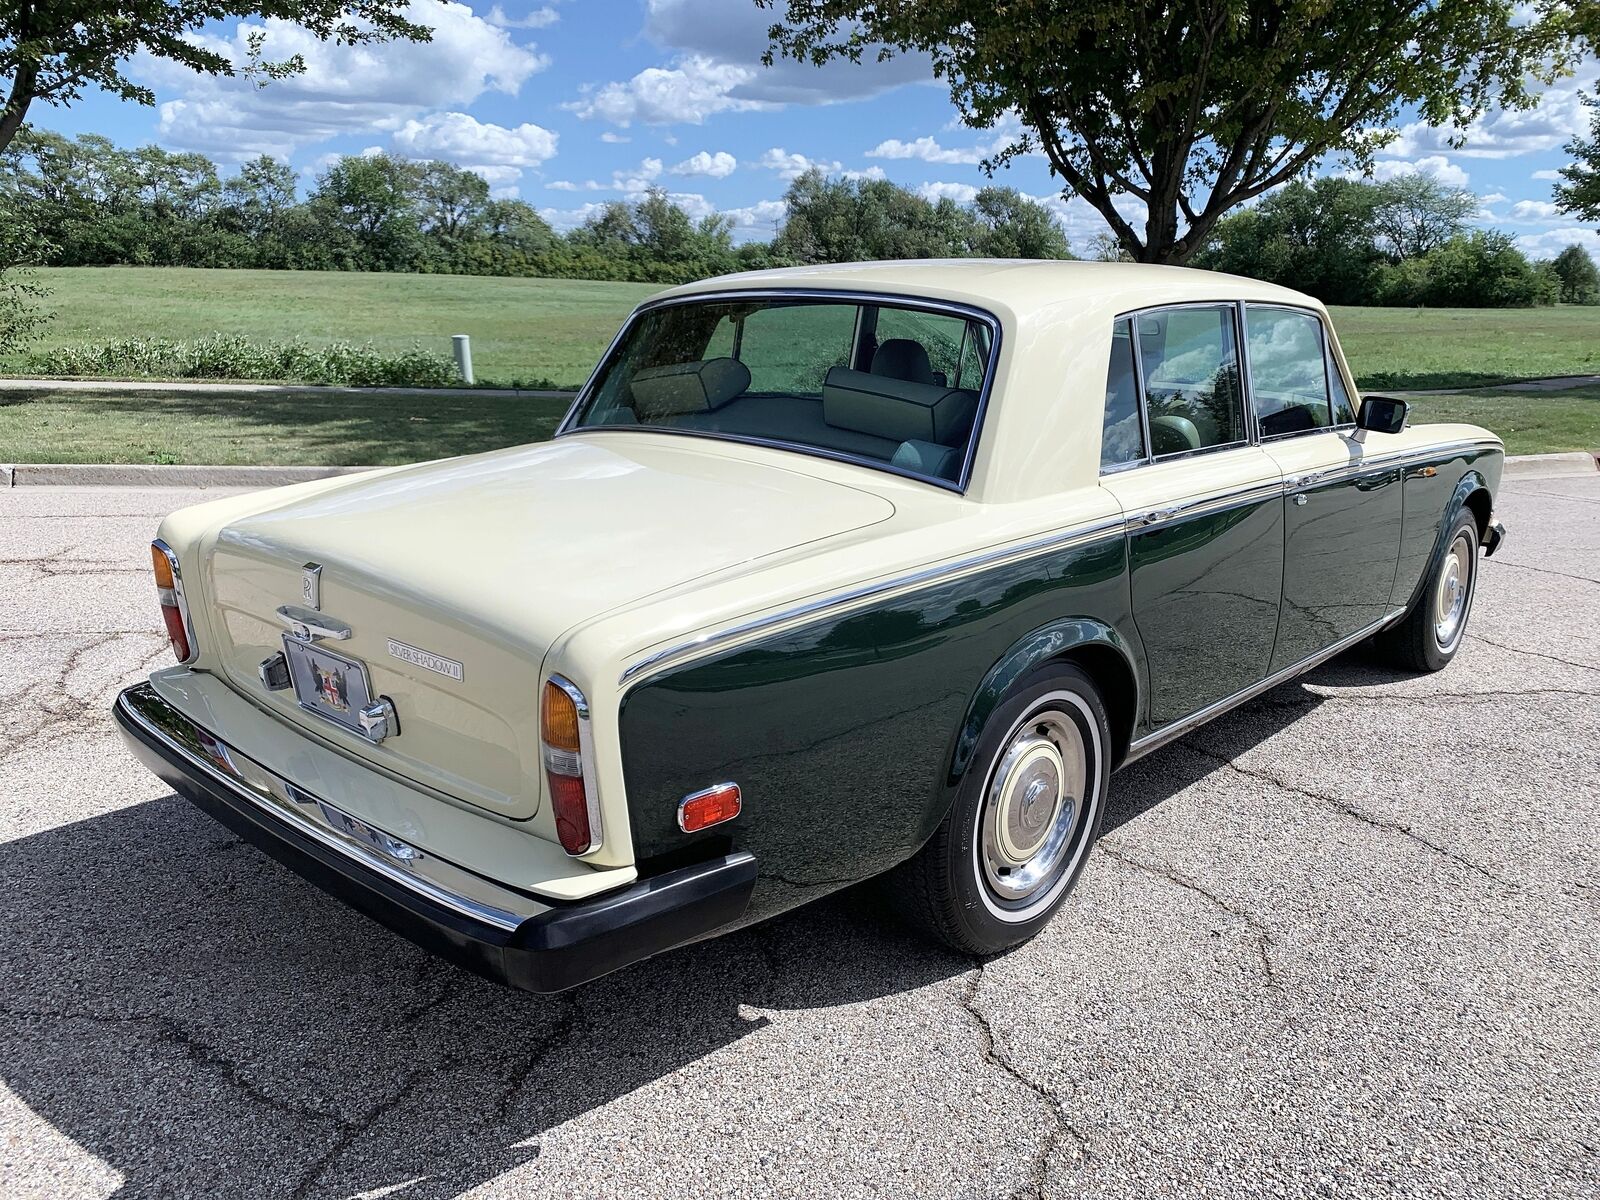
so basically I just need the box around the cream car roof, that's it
[649,260,1335,505]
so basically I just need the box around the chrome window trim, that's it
[116,684,545,929]
[619,513,1128,688]
[546,673,604,858]
[1243,303,1340,441]
[553,288,1004,495]
[1118,301,1251,465]
[1099,316,1152,476]
[152,538,199,666]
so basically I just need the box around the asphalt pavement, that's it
[1,477,1596,1200]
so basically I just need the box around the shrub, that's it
[28,335,460,387]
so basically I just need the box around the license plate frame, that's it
[281,635,376,736]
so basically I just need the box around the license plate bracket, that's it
[282,636,376,736]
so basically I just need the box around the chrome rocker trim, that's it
[1124,607,1407,762]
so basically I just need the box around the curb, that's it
[2,463,374,488]
[7,452,1597,488]
[0,377,579,400]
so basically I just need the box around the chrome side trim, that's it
[1124,480,1283,533]
[1123,607,1407,763]
[620,514,1128,687]
[152,538,199,666]
[545,674,604,857]
[116,684,544,930]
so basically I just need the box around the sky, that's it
[29,0,1600,259]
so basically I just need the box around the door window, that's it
[1101,318,1144,469]
[1136,306,1246,457]
[1246,307,1335,437]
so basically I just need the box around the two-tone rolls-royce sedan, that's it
[116,261,1506,991]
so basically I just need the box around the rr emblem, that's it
[301,563,322,610]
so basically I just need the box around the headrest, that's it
[891,439,962,481]
[1149,414,1200,455]
[630,357,750,417]
[871,338,936,385]
[822,366,977,447]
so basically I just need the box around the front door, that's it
[1245,306,1404,673]
[1098,304,1285,733]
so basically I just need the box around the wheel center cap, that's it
[997,741,1064,863]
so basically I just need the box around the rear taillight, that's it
[151,539,196,664]
[542,676,600,856]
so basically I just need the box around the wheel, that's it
[888,663,1110,956]
[1373,510,1479,673]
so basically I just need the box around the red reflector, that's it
[678,783,741,833]
[547,770,591,855]
[160,603,191,663]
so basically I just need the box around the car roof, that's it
[654,259,1320,322]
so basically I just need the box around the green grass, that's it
[3,382,1592,465]
[4,267,1598,392]
[4,267,661,389]
[0,386,573,465]
[1404,385,1600,456]
[1328,305,1600,390]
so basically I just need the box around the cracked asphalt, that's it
[1,476,1596,1200]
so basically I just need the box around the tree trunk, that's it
[0,61,38,159]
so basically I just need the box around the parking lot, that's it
[1,475,1596,1200]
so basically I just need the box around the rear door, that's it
[1248,305,1403,672]
[1099,305,1285,732]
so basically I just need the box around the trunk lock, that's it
[358,698,399,743]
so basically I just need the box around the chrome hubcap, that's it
[981,708,1087,901]
[1434,533,1472,649]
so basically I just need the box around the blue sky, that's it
[32,0,1600,259]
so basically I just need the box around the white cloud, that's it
[669,150,737,178]
[918,181,978,203]
[1481,191,1508,204]
[1365,155,1471,187]
[566,55,768,126]
[1386,62,1597,160]
[392,111,558,182]
[600,131,631,144]
[147,0,549,159]
[757,147,839,180]
[1508,198,1564,221]
[548,157,668,194]
[486,3,559,28]
[1531,168,1562,181]
[1513,228,1600,260]
[871,136,985,166]
[723,198,787,234]
[539,202,609,231]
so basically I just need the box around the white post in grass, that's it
[452,334,474,385]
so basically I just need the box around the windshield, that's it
[566,295,995,486]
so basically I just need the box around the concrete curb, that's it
[0,377,578,400]
[7,451,1597,488]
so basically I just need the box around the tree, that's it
[1374,230,1555,307]
[773,170,976,263]
[1549,244,1600,304]
[0,212,47,353]
[762,0,1592,263]
[1370,172,1478,260]
[415,161,491,245]
[0,1,429,158]
[1556,96,1600,221]
[307,152,426,271]
[968,187,1071,258]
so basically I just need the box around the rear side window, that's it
[1246,307,1334,437]
[1136,306,1245,457]
[1101,318,1143,468]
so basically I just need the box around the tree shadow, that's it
[0,654,1401,1198]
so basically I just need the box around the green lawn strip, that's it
[1329,305,1600,390]
[1404,385,1600,456]
[3,383,1593,465]
[0,386,573,466]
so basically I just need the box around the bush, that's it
[28,335,461,387]
[1370,232,1555,308]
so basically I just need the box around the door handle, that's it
[1292,493,1308,506]
[1141,506,1180,526]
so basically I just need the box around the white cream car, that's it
[116,261,1506,991]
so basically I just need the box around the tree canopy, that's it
[762,0,1595,264]
[1556,96,1600,222]
[0,0,430,157]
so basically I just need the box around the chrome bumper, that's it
[114,683,757,991]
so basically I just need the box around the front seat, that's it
[871,338,936,386]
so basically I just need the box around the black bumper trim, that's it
[114,684,756,992]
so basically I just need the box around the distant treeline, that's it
[2,128,1595,307]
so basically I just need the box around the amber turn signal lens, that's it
[678,783,741,833]
[151,540,192,663]
[541,680,581,752]
[150,544,175,589]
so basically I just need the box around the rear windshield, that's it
[566,296,995,486]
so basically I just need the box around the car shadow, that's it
[0,656,1396,1198]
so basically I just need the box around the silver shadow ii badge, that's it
[301,562,322,610]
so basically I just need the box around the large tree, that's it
[1556,96,1600,221]
[0,0,430,158]
[761,0,1594,263]
[1370,172,1478,260]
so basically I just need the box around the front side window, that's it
[1246,306,1335,437]
[569,297,993,485]
[1136,306,1245,457]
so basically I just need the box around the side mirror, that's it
[1353,395,1408,442]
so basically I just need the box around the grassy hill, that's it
[5,266,1600,391]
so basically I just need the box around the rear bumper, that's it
[114,683,756,992]
[1483,515,1507,557]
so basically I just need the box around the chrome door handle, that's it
[1293,494,1308,506]
[275,604,352,642]
[1141,506,1180,526]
